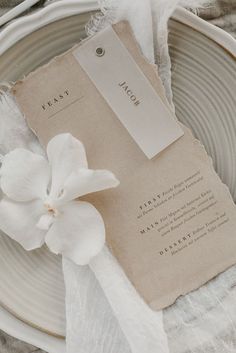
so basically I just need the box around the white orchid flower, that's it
[0,133,119,265]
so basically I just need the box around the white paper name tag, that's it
[73,26,184,159]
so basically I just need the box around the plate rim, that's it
[0,1,235,351]
[0,305,65,353]
[0,0,99,55]
[0,1,235,57]
[172,7,236,57]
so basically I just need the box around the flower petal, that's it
[57,168,119,204]
[36,213,54,230]
[47,134,88,199]
[0,197,46,250]
[0,149,50,202]
[45,201,105,265]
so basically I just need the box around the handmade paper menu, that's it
[12,21,236,309]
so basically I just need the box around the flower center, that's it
[44,203,59,217]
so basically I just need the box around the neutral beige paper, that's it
[12,21,236,309]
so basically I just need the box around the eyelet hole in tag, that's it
[96,47,105,57]
[73,26,184,159]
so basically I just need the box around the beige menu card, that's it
[12,21,236,309]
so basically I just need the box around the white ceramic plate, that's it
[0,1,235,351]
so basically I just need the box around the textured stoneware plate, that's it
[0,1,235,351]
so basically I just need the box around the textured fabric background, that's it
[190,0,236,37]
[0,0,235,352]
[0,0,45,16]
